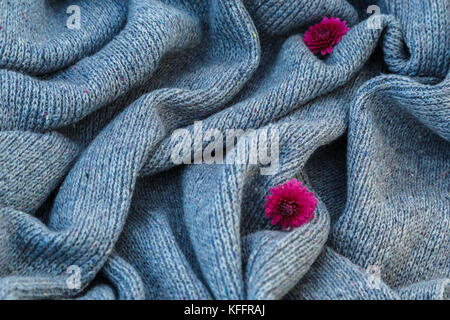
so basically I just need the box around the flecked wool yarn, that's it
[0,0,449,300]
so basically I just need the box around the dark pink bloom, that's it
[264,178,317,230]
[303,17,349,55]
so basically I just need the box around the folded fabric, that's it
[0,0,448,300]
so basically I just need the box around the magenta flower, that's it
[303,17,349,55]
[264,178,318,230]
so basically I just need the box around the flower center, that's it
[278,200,299,217]
[316,28,331,40]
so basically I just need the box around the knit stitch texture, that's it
[0,0,449,300]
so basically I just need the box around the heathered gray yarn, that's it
[0,0,449,300]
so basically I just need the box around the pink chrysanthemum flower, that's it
[264,178,317,230]
[303,17,349,56]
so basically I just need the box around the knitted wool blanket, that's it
[0,0,448,300]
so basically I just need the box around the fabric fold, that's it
[0,0,448,300]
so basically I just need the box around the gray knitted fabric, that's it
[0,0,448,300]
